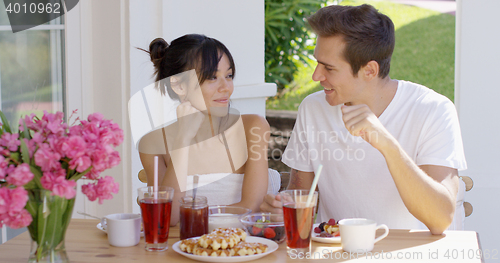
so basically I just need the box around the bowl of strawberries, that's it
[240,213,286,243]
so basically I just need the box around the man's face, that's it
[312,35,365,106]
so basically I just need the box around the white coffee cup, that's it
[339,218,389,253]
[105,213,141,247]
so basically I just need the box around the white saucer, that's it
[311,223,341,244]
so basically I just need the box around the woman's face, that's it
[185,54,234,117]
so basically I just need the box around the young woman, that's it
[137,34,272,226]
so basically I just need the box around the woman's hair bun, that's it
[149,38,169,64]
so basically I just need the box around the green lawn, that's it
[266,0,456,111]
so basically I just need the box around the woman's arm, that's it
[231,114,270,213]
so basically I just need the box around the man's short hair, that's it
[308,4,395,78]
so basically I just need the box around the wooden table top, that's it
[0,219,483,262]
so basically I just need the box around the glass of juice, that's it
[138,186,174,251]
[179,196,209,240]
[279,189,318,256]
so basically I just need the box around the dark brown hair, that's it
[142,34,236,99]
[308,4,395,78]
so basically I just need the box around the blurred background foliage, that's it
[264,0,328,92]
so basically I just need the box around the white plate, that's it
[311,223,341,244]
[172,236,279,262]
[96,222,144,237]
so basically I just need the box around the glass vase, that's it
[25,189,75,263]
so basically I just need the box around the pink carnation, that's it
[42,111,66,135]
[6,209,32,229]
[0,148,10,156]
[0,155,8,179]
[82,176,119,204]
[90,149,108,172]
[0,133,21,151]
[34,143,61,172]
[108,151,121,168]
[60,136,87,159]
[88,112,104,123]
[18,113,36,132]
[6,163,34,186]
[41,173,76,199]
[95,176,119,204]
[8,187,29,215]
[85,168,100,180]
[52,178,77,199]
[31,132,45,145]
[40,169,66,189]
[69,155,92,173]
[0,187,10,214]
[0,187,28,223]
[81,183,97,202]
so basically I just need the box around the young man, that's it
[260,4,466,234]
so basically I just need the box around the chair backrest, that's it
[138,169,147,184]
[461,176,473,217]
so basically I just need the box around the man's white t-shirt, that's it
[282,80,467,230]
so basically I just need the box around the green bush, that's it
[265,0,327,91]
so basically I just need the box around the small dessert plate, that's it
[311,223,341,244]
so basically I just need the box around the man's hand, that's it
[341,104,393,150]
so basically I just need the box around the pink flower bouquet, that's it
[0,110,123,229]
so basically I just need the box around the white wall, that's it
[455,0,500,260]
[66,0,276,217]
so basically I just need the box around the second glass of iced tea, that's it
[179,196,209,240]
[138,186,174,251]
[280,189,318,256]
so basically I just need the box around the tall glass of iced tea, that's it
[280,189,318,256]
[179,196,209,240]
[138,186,174,251]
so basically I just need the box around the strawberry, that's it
[314,227,322,233]
[333,231,340,237]
[263,227,276,239]
[252,226,262,235]
[328,218,336,226]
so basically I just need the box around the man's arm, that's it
[342,104,459,234]
[382,142,459,234]
[287,169,315,190]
